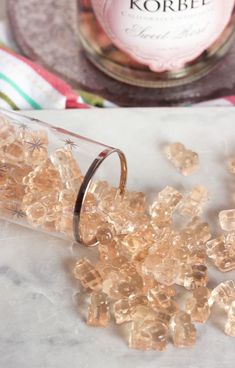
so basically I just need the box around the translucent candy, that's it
[51,148,82,191]
[177,264,208,290]
[181,218,211,247]
[98,189,123,213]
[219,210,235,232]
[158,186,183,207]
[0,163,8,186]
[26,202,47,226]
[179,186,209,218]
[120,232,150,261]
[10,164,32,185]
[0,178,25,203]
[3,112,235,350]
[74,258,102,291]
[82,192,97,213]
[206,234,235,272]
[210,281,235,308]
[152,301,180,328]
[124,191,146,213]
[148,229,177,260]
[113,295,148,325]
[154,258,180,286]
[90,180,111,201]
[24,159,62,193]
[143,253,180,286]
[225,301,235,337]
[171,311,196,348]
[129,320,168,351]
[131,305,158,322]
[57,206,73,237]
[4,139,25,164]
[141,274,158,294]
[165,142,199,176]
[80,212,106,245]
[42,220,57,233]
[186,287,211,323]
[96,224,116,246]
[0,114,15,148]
[175,220,210,267]
[87,291,110,327]
[150,203,173,229]
[130,303,172,337]
[147,284,176,309]
[102,264,143,300]
[109,211,150,235]
[25,191,60,227]
[150,186,183,218]
[98,237,123,264]
[206,235,226,260]
[58,189,76,206]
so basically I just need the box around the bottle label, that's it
[91,0,235,71]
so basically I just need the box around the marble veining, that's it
[0,108,235,368]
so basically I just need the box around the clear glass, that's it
[0,109,127,245]
[78,0,235,88]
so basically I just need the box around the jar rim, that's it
[73,147,128,245]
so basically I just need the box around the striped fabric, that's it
[0,20,88,110]
[0,19,235,109]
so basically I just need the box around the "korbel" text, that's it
[130,0,211,12]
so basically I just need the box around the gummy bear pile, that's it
[74,144,235,351]
[0,112,84,238]
[0,112,235,351]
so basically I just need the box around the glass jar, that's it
[78,0,235,88]
[0,109,127,245]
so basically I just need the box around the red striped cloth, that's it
[0,43,88,110]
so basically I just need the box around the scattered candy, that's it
[207,234,235,272]
[129,319,168,351]
[165,142,199,176]
[178,186,209,218]
[225,301,235,337]
[171,311,196,348]
[87,291,110,327]
[185,287,211,323]
[74,258,102,291]
[210,281,235,308]
[0,113,235,351]
[209,281,235,337]
[219,210,235,232]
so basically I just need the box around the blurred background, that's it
[1,0,235,108]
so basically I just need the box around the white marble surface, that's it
[0,108,235,368]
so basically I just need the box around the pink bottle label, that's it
[91,0,235,72]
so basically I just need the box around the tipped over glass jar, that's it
[0,110,127,245]
[78,0,235,87]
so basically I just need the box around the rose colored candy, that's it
[171,311,196,348]
[74,258,103,291]
[219,209,235,232]
[87,291,110,327]
[129,320,168,351]
[0,114,15,148]
[207,234,235,272]
[186,287,211,323]
[165,143,199,176]
[179,186,209,218]
[225,301,235,337]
